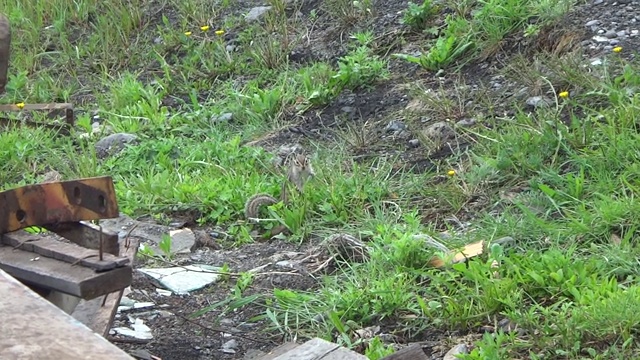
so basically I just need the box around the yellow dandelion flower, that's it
[184,31,192,36]
[613,46,623,53]
[447,170,456,177]
[215,29,225,36]
[559,91,569,99]
[200,25,210,31]
[16,102,25,109]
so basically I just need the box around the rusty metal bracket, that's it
[0,176,119,235]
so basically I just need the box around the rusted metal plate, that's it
[0,13,10,94]
[0,176,119,235]
[1,230,129,272]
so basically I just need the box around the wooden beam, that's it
[0,244,131,299]
[73,238,139,336]
[46,221,120,256]
[2,230,128,272]
[0,268,134,359]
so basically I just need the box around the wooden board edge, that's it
[72,237,139,336]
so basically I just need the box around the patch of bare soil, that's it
[104,0,631,358]
[114,236,320,360]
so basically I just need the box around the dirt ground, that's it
[101,0,640,358]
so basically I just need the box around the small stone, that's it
[212,112,233,123]
[408,139,420,147]
[421,121,456,143]
[456,118,476,127]
[605,30,618,38]
[526,96,552,108]
[220,318,235,326]
[245,6,272,21]
[95,133,138,159]
[617,30,628,37]
[341,106,355,113]
[609,39,620,45]
[585,20,600,27]
[592,0,603,4]
[385,119,406,132]
[592,35,611,42]
[443,344,468,360]
[226,45,236,52]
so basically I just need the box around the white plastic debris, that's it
[138,264,222,294]
[112,318,153,340]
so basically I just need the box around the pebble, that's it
[605,30,618,38]
[220,339,238,354]
[95,132,139,159]
[385,119,406,132]
[585,20,600,27]
[421,121,456,142]
[444,344,468,360]
[526,96,552,108]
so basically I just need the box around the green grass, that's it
[3,0,640,358]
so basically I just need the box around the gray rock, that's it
[592,0,603,5]
[245,6,272,21]
[456,118,476,127]
[385,119,406,132]
[211,112,233,123]
[95,132,138,159]
[152,228,196,254]
[422,121,456,142]
[526,96,553,108]
[221,339,238,354]
[408,139,420,147]
[443,344,468,360]
[585,19,600,27]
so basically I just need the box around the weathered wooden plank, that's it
[0,268,134,360]
[46,221,120,256]
[73,238,140,336]
[428,241,484,268]
[259,338,368,360]
[380,344,429,360]
[0,244,132,299]
[2,230,129,271]
[0,176,118,234]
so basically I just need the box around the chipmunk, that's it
[244,153,315,237]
